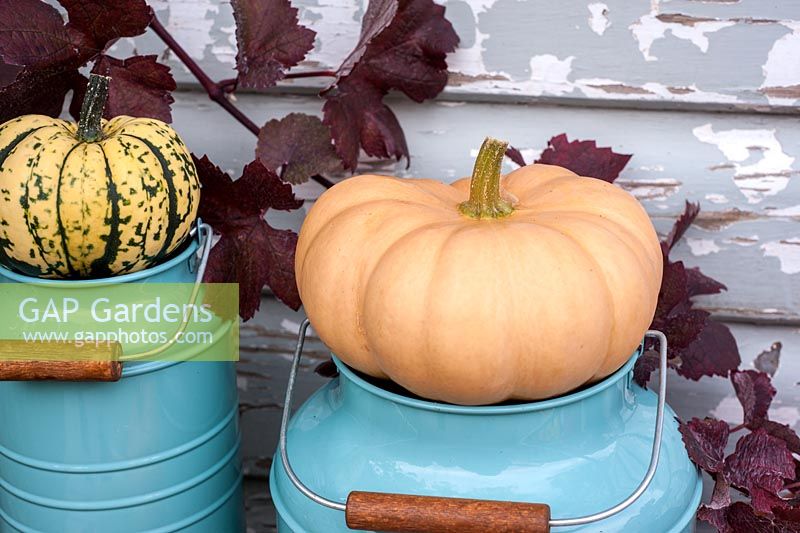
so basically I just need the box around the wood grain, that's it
[124,0,800,112]
[345,491,550,533]
[173,93,800,324]
[0,340,123,382]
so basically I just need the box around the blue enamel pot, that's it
[0,228,244,533]
[271,322,702,532]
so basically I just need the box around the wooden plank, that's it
[244,477,277,533]
[239,297,799,532]
[110,0,800,111]
[171,91,800,321]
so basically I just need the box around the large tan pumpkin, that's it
[296,138,663,405]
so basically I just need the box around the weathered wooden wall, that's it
[116,1,800,530]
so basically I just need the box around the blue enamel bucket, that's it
[271,322,702,532]
[0,225,244,532]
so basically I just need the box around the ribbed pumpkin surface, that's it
[0,114,199,278]
[296,161,663,405]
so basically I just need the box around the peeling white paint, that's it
[762,238,800,274]
[761,22,800,105]
[519,148,543,165]
[587,3,610,36]
[769,405,800,427]
[705,193,729,204]
[616,178,680,201]
[711,396,800,429]
[724,235,759,247]
[687,238,721,256]
[451,53,576,98]
[693,124,795,204]
[504,147,543,168]
[153,0,220,62]
[280,319,301,334]
[711,395,741,424]
[641,83,738,103]
[446,0,500,81]
[210,23,237,66]
[766,204,800,217]
[447,29,491,79]
[527,55,575,96]
[629,13,734,61]
[577,79,739,104]
[299,0,362,69]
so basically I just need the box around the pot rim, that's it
[332,346,642,415]
[0,240,198,286]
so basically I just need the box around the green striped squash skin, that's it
[0,114,200,278]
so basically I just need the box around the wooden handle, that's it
[345,491,551,533]
[0,340,122,382]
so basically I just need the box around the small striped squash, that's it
[0,75,199,278]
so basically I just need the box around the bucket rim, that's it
[0,240,198,286]
[332,346,641,415]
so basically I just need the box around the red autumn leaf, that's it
[232,0,315,89]
[89,55,176,122]
[731,370,776,428]
[646,262,739,382]
[632,351,659,387]
[700,502,800,533]
[686,266,727,297]
[505,145,526,167]
[0,0,86,68]
[0,65,80,122]
[534,134,632,183]
[59,0,152,51]
[661,308,709,356]
[697,506,730,533]
[0,0,155,123]
[256,113,341,184]
[760,420,800,454]
[0,58,20,85]
[663,200,700,252]
[775,507,800,525]
[724,429,795,513]
[678,417,730,473]
[754,342,782,377]
[194,155,303,319]
[750,487,791,515]
[323,78,408,170]
[654,258,690,318]
[638,202,739,383]
[675,319,740,380]
[323,0,459,169]
[697,476,733,531]
[335,0,398,79]
[314,359,339,378]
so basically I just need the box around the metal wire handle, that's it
[279,320,669,526]
[119,220,213,361]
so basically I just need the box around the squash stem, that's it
[76,74,110,142]
[458,137,513,219]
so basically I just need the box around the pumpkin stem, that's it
[458,137,513,219]
[77,74,110,142]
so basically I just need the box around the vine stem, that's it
[284,70,336,79]
[148,11,334,189]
